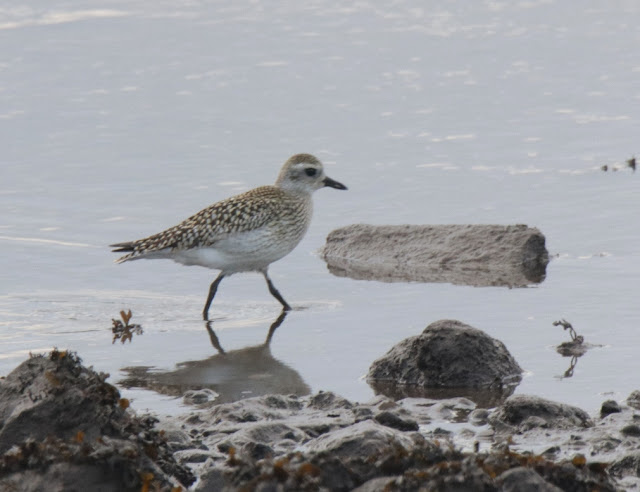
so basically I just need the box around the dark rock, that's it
[322,223,549,287]
[373,411,419,432]
[621,424,640,437]
[431,427,453,437]
[542,446,561,457]
[0,351,193,491]
[367,320,522,404]
[600,399,622,417]
[489,395,593,432]
[497,466,563,492]
[0,351,121,452]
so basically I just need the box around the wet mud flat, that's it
[0,349,638,491]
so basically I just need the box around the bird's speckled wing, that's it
[111,186,290,262]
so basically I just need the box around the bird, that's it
[111,153,347,319]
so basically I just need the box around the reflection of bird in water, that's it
[119,311,310,404]
[111,154,347,319]
[206,310,287,354]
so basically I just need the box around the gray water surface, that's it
[1,1,640,415]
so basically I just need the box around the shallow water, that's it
[1,1,640,416]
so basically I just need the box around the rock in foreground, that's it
[322,223,549,287]
[0,351,625,491]
[367,320,522,405]
[0,351,193,491]
[178,392,616,492]
[489,394,594,432]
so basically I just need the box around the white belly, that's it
[169,227,302,272]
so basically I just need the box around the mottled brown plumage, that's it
[111,186,308,262]
[111,153,347,318]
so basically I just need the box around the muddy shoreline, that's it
[0,343,637,491]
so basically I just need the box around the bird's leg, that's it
[263,271,292,311]
[203,272,225,320]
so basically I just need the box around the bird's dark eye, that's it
[305,167,317,177]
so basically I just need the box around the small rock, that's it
[367,320,522,403]
[542,446,560,457]
[489,394,593,432]
[373,411,419,432]
[621,424,640,437]
[469,409,490,426]
[600,399,621,418]
[301,420,423,483]
[431,427,453,437]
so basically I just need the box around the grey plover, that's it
[111,153,347,319]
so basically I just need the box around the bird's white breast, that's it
[170,225,306,273]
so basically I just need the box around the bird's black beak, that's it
[323,176,348,190]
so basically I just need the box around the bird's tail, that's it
[110,242,137,263]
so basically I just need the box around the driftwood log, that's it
[322,224,549,287]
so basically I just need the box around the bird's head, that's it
[275,153,347,194]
